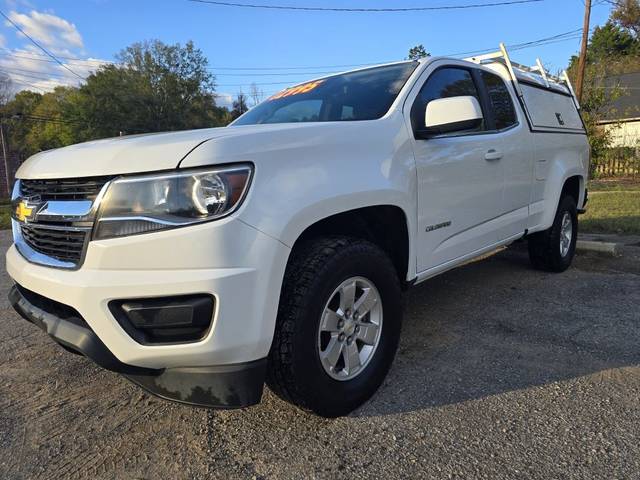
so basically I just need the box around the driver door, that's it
[410,65,505,273]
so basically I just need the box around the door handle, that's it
[484,149,503,161]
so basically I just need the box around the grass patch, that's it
[0,203,11,230]
[582,180,640,234]
[589,177,640,192]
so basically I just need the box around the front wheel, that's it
[528,195,578,272]
[267,236,402,417]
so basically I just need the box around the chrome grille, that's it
[13,176,112,269]
[20,176,112,201]
[20,224,90,264]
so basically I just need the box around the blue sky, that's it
[0,0,612,108]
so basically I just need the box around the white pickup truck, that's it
[7,46,589,417]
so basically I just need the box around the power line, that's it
[0,48,112,64]
[0,48,354,72]
[0,9,86,80]
[6,78,46,93]
[211,28,582,71]
[510,29,583,49]
[445,29,581,57]
[217,80,315,87]
[215,70,342,76]
[0,48,369,71]
[0,51,109,67]
[4,112,83,125]
[217,30,584,87]
[4,27,585,93]
[209,62,381,71]
[0,65,70,79]
[512,34,582,50]
[0,49,362,72]
[0,28,580,74]
[0,68,65,82]
[187,0,544,12]
[16,116,74,125]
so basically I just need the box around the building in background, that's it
[599,71,640,148]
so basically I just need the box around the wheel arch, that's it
[539,165,586,232]
[286,204,414,286]
[560,175,584,207]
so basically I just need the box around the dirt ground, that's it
[0,230,638,480]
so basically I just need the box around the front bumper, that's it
[6,216,291,408]
[9,284,267,408]
[6,217,290,369]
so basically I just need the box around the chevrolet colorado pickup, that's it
[7,46,589,417]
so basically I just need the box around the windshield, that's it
[233,62,418,126]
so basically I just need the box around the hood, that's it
[15,122,349,179]
[15,121,385,180]
[16,127,234,179]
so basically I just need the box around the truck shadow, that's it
[352,243,640,418]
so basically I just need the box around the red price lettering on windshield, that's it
[269,80,325,100]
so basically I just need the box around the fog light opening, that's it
[108,294,215,345]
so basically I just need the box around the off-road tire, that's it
[267,236,403,417]
[528,195,578,272]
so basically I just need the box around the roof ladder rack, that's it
[464,43,581,110]
[535,58,550,88]
[561,70,580,111]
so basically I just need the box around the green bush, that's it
[0,204,11,230]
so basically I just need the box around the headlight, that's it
[93,164,253,240]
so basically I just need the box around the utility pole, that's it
[575,0,592,104]
[0,121,10,198]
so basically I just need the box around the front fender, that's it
[180,116,419,279]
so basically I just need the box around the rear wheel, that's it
[267,236,402,417]
[528,195,578,272]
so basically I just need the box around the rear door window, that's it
[480,71,518,130]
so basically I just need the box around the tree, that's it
[566,2,640,175]
[1,39,234,159]
[1,90,43,158]
[407,45,429,60]
[589,22,638,59]
[72,39,228,139]
[610,0,640,37]
[24,87,77,154]
[568,22,639,71]
[571,63,624,164]
[0,73,13,108]
[249,82,264,106]
[231,91,249,119]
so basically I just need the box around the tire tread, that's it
[528,195,577,272]
[266,236,399,412]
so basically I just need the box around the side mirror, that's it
[416,96,483,139]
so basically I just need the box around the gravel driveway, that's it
[0,230,638,480]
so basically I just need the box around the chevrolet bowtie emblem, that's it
[15,201,34,222]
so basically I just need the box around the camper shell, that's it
[465,44,585,134]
